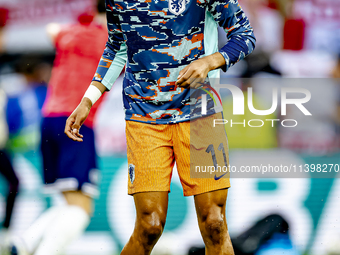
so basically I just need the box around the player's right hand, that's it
[65,98,92,142]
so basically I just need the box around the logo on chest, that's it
[169,0,190,15]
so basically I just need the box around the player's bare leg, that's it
[10,191,92,255]
[63,190,92,215]
[194,188,234,255]
[121,192,168,255]
[32,191,91,255]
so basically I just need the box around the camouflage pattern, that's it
[93,0,255,124]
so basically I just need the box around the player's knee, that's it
[202,211,226,244]
[205,216,224,235]
[143,221,163,242]
[141,212,166,243]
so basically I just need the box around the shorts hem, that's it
[183,183,230,197]
[128,187,170,196]
[44,178,99,198]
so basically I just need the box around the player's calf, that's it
[198,209,233,255]
[122,212,166,255]
[121,192,168,255]
[195,189,234,255]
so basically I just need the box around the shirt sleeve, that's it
[92,0,127,90]
[207,0,256,72]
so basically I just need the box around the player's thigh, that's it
[62,190,92,215]
[126,121,174,194]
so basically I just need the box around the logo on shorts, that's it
[169,0,189,15]
[129,164,135,184]
[214,172,228,181]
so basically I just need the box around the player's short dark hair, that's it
[97,0,106,14]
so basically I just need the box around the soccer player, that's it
[66,0,255,254]
[0,7,20,252]
[9,1,108,255]
[0,89,19,250]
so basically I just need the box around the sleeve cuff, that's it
[218,50,231,73]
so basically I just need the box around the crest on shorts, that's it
[169,0,189,15]
[129,164,135,184]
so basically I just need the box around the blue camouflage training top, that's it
[93,0,255,124]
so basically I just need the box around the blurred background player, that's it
[6,57,49,150]
[0,87,19,253]
[0,7,19,253]
[9,1,108,254]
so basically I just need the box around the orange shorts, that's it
[126,112,230,196]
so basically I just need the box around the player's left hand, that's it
[176,58,210,89]
[176,52,226,89]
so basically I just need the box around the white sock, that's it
[22,206,65,253]
[34,205,90,255]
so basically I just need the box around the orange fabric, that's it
[126,113,230,196]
